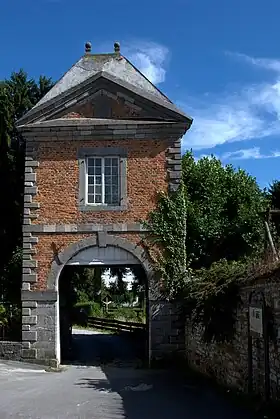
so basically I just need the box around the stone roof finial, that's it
[85,41,92,54]
[114,42,120,53]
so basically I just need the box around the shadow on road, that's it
[75,366,256,419]
[71,331,256,419]
[64,329,146,367]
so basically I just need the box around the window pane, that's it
[104,166,111,175]
[88,194,94,203]
[95,185,102,195]
[112,158,118,167]
[95,194,102,204]
[112,166,118,175]
[88,166,95,175]
[104,158,111,167]
[95,158,102,167]
[112,194,119,204]
[88,185,94,194]
[112,175,118,186]
[88,158,95,167]
[95,166,101,175]
[88,176,94,185]
[95,176,102,185]
[105,193,112,204]
[105,176,112,186]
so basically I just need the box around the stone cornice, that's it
[18,119,188,141]
[22,222,149,234]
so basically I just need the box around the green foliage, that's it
[267,180,280,210]
[143,183,188,298]
[183,259,248,342]
[62,266,105,303]
[0,71,54,306]
[182,151,268,268]
[0,305,8,326]
[74,302,145,324]
[266,180,280,241]
[75,301,103,317]
[1,247,22,304]
[0,84,13,148]
[143,151,271,342]
[106,307,141,322]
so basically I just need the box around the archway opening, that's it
[58,244,149,367]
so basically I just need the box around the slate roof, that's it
[17,45,193,127]
[34,53,171,108]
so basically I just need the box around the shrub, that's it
[74,301,103,318]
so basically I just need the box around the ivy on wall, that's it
[143,184,279,343]
[142,183,189,299]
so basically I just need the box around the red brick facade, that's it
[33,138,169,225]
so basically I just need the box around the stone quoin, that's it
[16,41,193,366]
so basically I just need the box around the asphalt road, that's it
[0,330,256,419]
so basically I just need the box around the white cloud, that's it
[220,147,280,160]
[182,53,280,150]
[226,52,280,73]
[123,41,169,85]
[197,147,280,161]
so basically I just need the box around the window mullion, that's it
[101,158,105,204]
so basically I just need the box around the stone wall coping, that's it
[21,290,58,302]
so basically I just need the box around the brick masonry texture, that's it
[32,139,168,225]
[186,278,280,401]
[63,94,144,119]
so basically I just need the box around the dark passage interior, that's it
[59,264,149,366]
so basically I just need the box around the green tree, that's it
[0,70,54,304]
[182,151,267,268]
[68,267,105,303]
[267,180,280,210]
[266,180,280,240]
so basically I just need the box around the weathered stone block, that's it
[22,301,37,308]
[22,260,38,269]
[22,341,31,349]
[22,274,37,283]
[22,308,31,316]
[22,331,37,341]
[22,315,37,325]
[22,349,37,359]
[22,325,31,331]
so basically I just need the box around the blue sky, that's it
[1,0,280,188]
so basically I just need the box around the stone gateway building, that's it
[16,42,193,366]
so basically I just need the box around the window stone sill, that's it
[79,204,128,212]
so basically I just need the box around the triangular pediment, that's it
[17,71,192,127]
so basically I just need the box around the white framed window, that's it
[86,156,120,206]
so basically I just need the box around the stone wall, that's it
[151,301,185,360]
[0,341,22,361]
[186,278,280,401]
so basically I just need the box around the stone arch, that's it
[47,234,154,291]
[47,234,154,365]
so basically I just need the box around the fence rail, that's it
[87,316,147,333]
